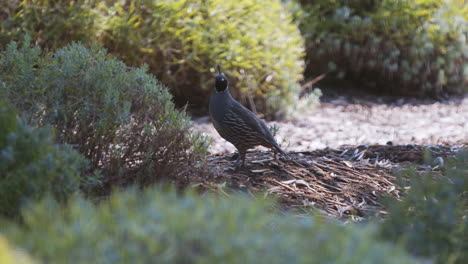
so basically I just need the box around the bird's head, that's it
[214,64,228,92]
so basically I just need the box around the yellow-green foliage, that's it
[0,0,99,50]
[0,235,36,264]
[2,187,418,264]
[296,0,467,95]
[101,0,306,118]
[0,0,310,119]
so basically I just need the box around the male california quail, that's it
[209,65,286,167]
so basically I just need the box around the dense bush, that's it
[1,187,417,264]
[380,150,468,263]
[101,0,309,118]
[295,0,468,96]
[0,39,209,187]
[0,102,91,218]
[0,235,36,264]
[0,0,313,119]
[0,0,99,50]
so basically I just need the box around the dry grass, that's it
[197,144,463,220]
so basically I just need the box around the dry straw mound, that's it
[203,144,462,220]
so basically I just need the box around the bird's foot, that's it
[274,151,290,162]
[230,152,240,161]
[229,153,247,170]
[232,158,244,170]
[225,162,243,171]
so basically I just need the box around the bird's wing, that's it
[227,101,278,146]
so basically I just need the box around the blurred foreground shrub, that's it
[0,102,91,218]
[0,39,209,188]
[0,235,36,264]
[380,150,468,264]
[2,187,417,264]
[101,0,309,118]
[295,0,467,96]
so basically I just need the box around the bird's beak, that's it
[216,64,221,74]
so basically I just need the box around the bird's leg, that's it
[240,150,246,167]
[233,149,246,168]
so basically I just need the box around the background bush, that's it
[101,0,308,118]
[0,0,312,119]
[2,187,417,264]
[0,235,36,264]
[294,0,468,96]
[0,0,99,51]
[380,150,468,264]
[0,102,90,218]
[0,39,209,188]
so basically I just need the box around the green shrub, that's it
[101,0,308,118]
[295,0,468,96]
[2,187,417,264]
[0,235,36,264]
[0,39,209,187]
[0,102,90,218]
[380,150,468,263]
[0,0,314,118]
[0,0,99,50]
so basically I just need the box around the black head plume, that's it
[214,64,228,92]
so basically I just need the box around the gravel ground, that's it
[192,92,468,155]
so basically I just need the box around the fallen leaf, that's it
[251,169,270,173]
[282,179,296,184]
[342,160,354,168]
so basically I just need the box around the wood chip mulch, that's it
[197,144,465,220]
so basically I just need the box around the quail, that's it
[209,65,286,167]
